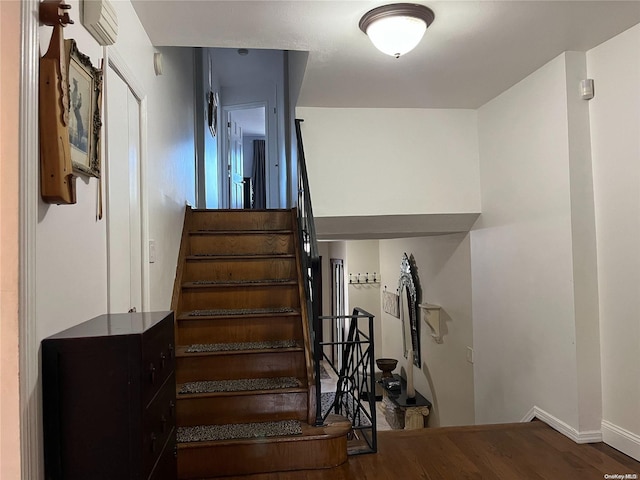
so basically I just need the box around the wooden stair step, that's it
[179,415,350,446]
[176,349,306,383]
[176,314,303,346]
[178,377,302,395]
[176,384,308,427]
[184,256,297,283]
[190,209,292,231]
[177,420,302,444]
[180,283,300,310]
[176,415,351,478]
[189,231,294,256]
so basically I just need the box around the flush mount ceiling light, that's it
[359,3,435,58]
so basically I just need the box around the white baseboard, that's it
[602,420,640,461]
[521,406,602,444]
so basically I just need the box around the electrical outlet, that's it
[466,346,474,364]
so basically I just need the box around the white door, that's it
[228,112,244,209]
[106,65,143,313]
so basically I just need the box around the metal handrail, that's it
[294,119,323,425]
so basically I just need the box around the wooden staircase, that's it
[171,208,351,479]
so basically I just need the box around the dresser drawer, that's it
[143,372,177,476]
[142,315,175,406]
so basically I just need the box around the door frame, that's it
[219,101,267,209]
[104,47,150,312]
[330,258,345,364]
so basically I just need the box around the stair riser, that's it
[180,285,299,311]
[190,234,294,256]
[176,316,303,345]
[184,258,297,283]
[176,392,308,427]
[190,211,291,231]
[176,351,306,383]
[177,435,347,478]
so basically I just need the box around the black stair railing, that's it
[318,308,377,454]
[294,120,377,454]
[294,119,323,425]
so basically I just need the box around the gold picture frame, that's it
[66,39,102,177]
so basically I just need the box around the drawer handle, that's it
[160,352,166,369]
[168,343,174,359]
[150,433,157,453]
[149,363,156,384]
[161,414,167,433]
[169,400,175,418]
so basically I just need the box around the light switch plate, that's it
[149,240,156,263]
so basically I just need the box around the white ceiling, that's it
[131,1,640,109]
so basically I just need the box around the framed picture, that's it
[66,39,102,177]
[208,90,218,137]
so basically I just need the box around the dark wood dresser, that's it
[42,311,177,480]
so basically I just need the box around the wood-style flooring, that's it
[217,421,640,480]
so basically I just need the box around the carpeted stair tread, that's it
[190,252,293,258]
[191,229,293,235]
[182,279,296,288]
[177,420,302,443]
[190,278,294,285]
[186,253,295,261]
[179,376,302,394]
[185,340,298,353]
[185,307,296,317]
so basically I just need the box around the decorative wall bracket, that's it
[39,0,77,204]
[419,303,443,343]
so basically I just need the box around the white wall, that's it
[378,235,475,427]
[588,23,640,459]
[295,107,480,218]
[37,2,108,340]
[203,49,221,209]
[564,51,602,437]
[36,0,195,343]
[345,241,382,359]
[287,51,309,207]
[473,53,577,427]
[472,52,605,437]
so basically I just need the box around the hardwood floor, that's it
[216,421,640,480]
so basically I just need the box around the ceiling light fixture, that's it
[359,3,435,58]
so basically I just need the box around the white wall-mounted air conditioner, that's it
[82,0,118,46]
